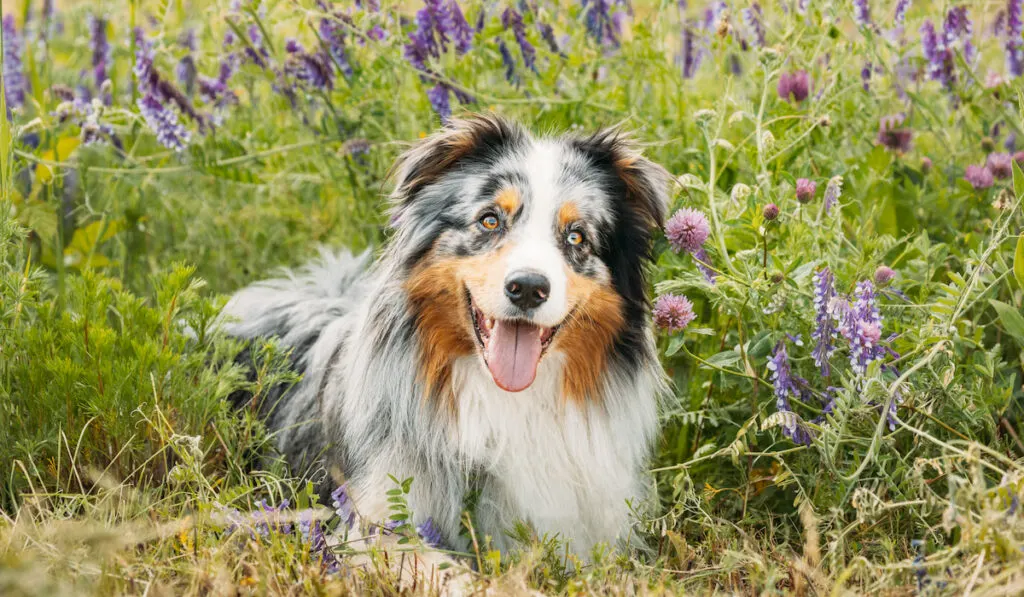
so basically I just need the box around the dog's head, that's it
[388,114,670,403]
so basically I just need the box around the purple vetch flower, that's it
[176,55,197,96]
[852,0,871,28]
[427,83,452,122]
[1006,132,1017,152]
[537,21,561,54]
[243,24,271,69]
[861,62,871,91]
[357,0,382,11]
[767,342,812,445]
[583,0,623,47]
[502,8,536,72]
[198,55,238,105]
[835,280,885,375]
[498,39,519,85]
[1008,0,1023,76]
[368,25,387,41]
[297,511,339,572]
[404,0,476,119]
[253,499,292,537]
[137,93,191,151]
[2,15,28,110]
[135,32,206,131]
[693,247,718,284]
[777,70,810,102]
[893,0,910,28]
[823,176,843,214]
[665,208,710,254]
[943,6,976,65]
[796,178,817,203]
[416,518,444,548]
[653,293,696,332]
[964,164,994,189]
[874,266,896,286]
[89,16,110,92]
[921,21,955,89]
[332,484,357,530]
[680,22,698,79]
[286,49,335,91]
[811,268,838,377]
[987,153,1013,179]
[877,113,912,152]
[742,3,766,48]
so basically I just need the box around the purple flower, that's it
[653,293,696,332]
[893,0,911,28]
[693,246,718,284]
[778,70,810,102]
[742,3,766,48]
[243,24,271,69]
[877,113,912,152]
[852,0,871,28]
[767,342,812,445]
[796,178,817,203]
[367,25,387,41]
[316,8,354,78]
[502,8,536,72]
[836,280,884,375]
[665,208,710,254]
[762,203,779,221]
[921,21,954,89]
[137,94,191,152]
[987,153,1013,179]
[964,164,994,189]
[416,518,444,548]
[427,83,452,122]
[498,39,519,85]
[538,21,561,54]
[89,16,110,92]
[286,49,335,91]
[1015,151,1024,166]
[823,176,843,214]
[253,499,292,537]
[1008,0,1023,76]
[135,32,206,134]
[198,55,237,106]
[583,0,622,47]
[811,268,838,377]
[331,484,357,530]
[2,15,28,109]
[874,266,896,286]
[680,22,699,79]
[176,55,197,96]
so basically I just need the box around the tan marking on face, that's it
[557,201,580,229]
[495,187,520,215]
[404,245,514,407]
[556,269,625,404]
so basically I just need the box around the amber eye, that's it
[480,214,500,231]
[566,230,585,246]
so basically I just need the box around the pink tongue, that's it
[485,320,543,392]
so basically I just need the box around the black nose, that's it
[504,271,550,310]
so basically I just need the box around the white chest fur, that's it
[450,352,658,553]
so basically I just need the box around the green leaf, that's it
[703,350,741,369]
[1014,235,1024,289]
[989,300,1024,344]
[665,335,686,357]
[1013,159,1024,203]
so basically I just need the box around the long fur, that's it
[221,114,670,557]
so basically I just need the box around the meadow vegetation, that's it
[2,0,1024,594]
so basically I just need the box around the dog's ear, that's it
[570,128,671,229]
[387,113,526,227]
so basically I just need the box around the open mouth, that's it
[468,292,558,393]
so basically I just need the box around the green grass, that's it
[2,0,1024,594]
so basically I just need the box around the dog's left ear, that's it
[571,129,671,229]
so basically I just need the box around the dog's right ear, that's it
[387,113,526,227]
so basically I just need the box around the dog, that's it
[221,114,670,560]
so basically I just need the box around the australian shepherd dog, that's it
[222,114,670,563]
